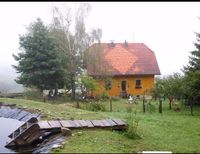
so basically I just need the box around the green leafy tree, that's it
[183,30,200,99]
[13,18,66,96]
[150,77,164,100]
[81,74,99,96]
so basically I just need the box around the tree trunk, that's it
[39,89,45,102]
[71,75,76,100]
[54,87,58,98]
[190,97,194,116]
[169,100,172,110]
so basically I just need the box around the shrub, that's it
[100,92,109,100]
[124,113,141,139]
[126,105,133,113]
[24,87,42,100]
[146,102,156,113]
[110,96,120,101]
[87,102,106,112]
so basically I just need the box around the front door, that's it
[121,80,126,92]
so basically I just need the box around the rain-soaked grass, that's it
[1,97,200,153]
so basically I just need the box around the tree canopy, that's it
[13,18,66,94]
[183,31,200,98]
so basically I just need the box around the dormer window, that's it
[108,40,115,48]
[124,40,128,47]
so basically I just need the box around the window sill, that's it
[135,86,142,89]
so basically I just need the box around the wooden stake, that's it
[159,98,162,114]
[110,98,112,112]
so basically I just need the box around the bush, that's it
[126,105,133,113]
[100,92,109,100]
[124,113,141,139]
[24,87,42,100]
[110,96,120,101]
[87,102,106,112]
[146,102,156,113]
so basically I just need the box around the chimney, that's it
[108,40,115,48]
[124,40,128,47]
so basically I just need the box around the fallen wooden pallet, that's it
[6,117,40,147]
[6,118,127,147]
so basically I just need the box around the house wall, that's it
[92,75,155,97]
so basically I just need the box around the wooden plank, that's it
[100,119,112,127]
[105,119,118,126]
[91,120,104,127]
[48,120,62,128]
[112,119,126,126]
[38,121,52,129]
[31,113,41,119]
[73,120,82,127]
[59,120,74,128]
[68,120,79,128]
[85,120,94,128]
[77,120,88,127]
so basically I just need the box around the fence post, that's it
[143,96,145,113]
[159,97,162,113]
[190,97,193,116]
[110,97,112,112]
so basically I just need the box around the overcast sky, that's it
[1,2,200,83]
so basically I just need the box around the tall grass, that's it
[124,113,141,139]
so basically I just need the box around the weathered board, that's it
[68,120,79,128]
[48,120,62,128]
[77,120,88,127]
[101,119,112,127]
[105,119,118,126]
[85,120,94,128]
[112,119,126,126]
[38,121,52,129]
[73,120,82,127]
[59,120,74,128]
[91,120,104,127]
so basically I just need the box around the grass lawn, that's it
[0,97,200,153]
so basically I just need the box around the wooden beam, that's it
[77,120,88,127]
[38,121,52,129]
[112,119,126,126]
[59,120,74,128]
[105,119,118,126]
[85,120,94,128]
[48,120,62,128]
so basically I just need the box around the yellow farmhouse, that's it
[87,41,161,97]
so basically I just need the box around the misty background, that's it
[1,2,200,94]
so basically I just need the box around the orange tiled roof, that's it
[87,42,161,76]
